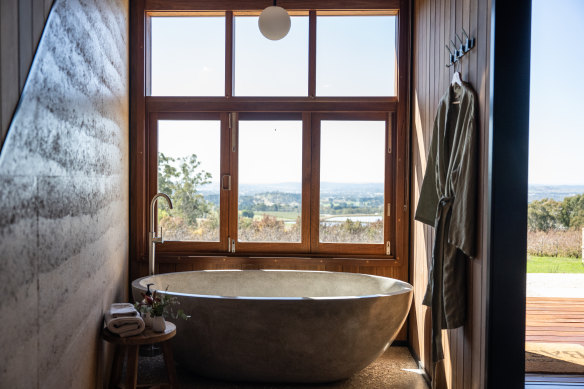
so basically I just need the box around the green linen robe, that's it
[414,81,478,363]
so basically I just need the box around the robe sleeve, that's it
[448,96,478,258]
[414,109,440,227]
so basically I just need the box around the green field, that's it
[246,211,300,221]
[527,255,584,273]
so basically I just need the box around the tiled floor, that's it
[137,346,429,389]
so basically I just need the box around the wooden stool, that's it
[103,321,177,389]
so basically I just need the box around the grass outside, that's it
[527,255,584,273]
[246,211,300,221]
[320,213,382,220]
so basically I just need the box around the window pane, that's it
[158,120,221,241]
[238,121,302,242]
[151,17,225,96]
[319,121,385,243]
[316,16,396,96]
[234,16,308,96]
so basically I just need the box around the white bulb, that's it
[258,6,291,41]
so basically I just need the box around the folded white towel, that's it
[108,303,138,318]
[104,304,145,337]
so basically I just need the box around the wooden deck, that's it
[526,297,584,345]
[526,374,584,387]
[526,297,584,386]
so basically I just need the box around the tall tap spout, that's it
[149,193,173,276]
[150,192,173,234]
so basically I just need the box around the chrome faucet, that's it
[149,193,173,276]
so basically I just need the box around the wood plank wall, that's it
[410,0,491,387]
[0,0,53,149]
[132,257,408,281]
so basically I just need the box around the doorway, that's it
[525,0,584,385]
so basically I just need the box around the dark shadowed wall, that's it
[0,0,129,387]
[0,0,54,148]
[410,0,491,387]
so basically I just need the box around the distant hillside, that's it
[201,182,384,196]
[202,183,584,203]
[528,185,584,203]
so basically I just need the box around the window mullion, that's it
[384,112,394,255]
[227,112,238,250]
[302,112,312,252]
[308,10,316,98]
[309,115,321,252]
[225,11,233,97]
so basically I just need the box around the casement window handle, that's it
[222,175,232,191]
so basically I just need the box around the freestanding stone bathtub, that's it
[132,270,413,383]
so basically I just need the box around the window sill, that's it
[148,252,402,266]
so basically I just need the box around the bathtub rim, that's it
[131,269,413,301]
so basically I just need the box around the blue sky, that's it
[529,0,584,185]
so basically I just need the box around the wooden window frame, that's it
[130,0,410,263]
[149,112,231,253]
[310,112,394,256]
[231,112,310,254]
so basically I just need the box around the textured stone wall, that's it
[0,0,129,387]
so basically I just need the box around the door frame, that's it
[486,0,531,387]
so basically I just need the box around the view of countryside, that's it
[526,186,584,273]
[157,151,584,258]
[526,0,584,274]
[157,120,386,245]
[158,157,384,244]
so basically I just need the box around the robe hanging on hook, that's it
[258,0,291,41]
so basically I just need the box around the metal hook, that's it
[445,44,455,67]
[446,30,476,67]
[456,33,464,45]
[456,33,466,56]
[461,28,476,51]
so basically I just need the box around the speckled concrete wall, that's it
[0,0,129,387]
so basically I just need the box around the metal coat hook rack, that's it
[445,29,476,67]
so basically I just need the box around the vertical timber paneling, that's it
[410,0,490,387]
[0,0,54,150]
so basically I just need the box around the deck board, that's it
[526,374,584,387]
[526,297,584,346]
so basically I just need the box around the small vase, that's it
[142,312,153,328]
[152,316,166,332]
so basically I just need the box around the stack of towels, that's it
[104,303,145,338]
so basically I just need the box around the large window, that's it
[135,3,407,259]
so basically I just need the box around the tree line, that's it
[528,194,584,231]
[157,152,384,243]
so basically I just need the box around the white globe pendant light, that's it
[258,2,291,41]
